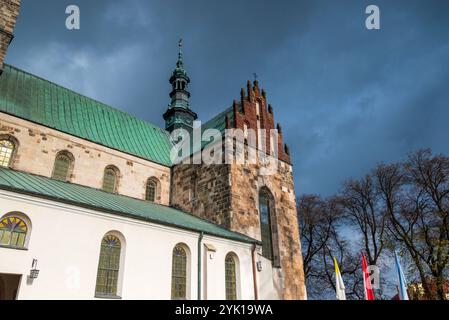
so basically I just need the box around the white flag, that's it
[334,257,346,300]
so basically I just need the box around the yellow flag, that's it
[334,257,346,300]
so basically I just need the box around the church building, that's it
[0,1,306,300]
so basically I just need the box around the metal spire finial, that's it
[177,38,183,66]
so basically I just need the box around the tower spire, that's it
[177,38,183,68]
[163,40,198,133]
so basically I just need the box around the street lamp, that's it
[30,259,40,279]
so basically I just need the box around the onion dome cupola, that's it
[163,39,198,134]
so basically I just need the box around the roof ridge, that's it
[4,64,169,136]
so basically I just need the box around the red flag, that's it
[362,253,375,300]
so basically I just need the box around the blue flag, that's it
[395,252,409,300]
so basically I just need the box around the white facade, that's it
[0,189,277,300]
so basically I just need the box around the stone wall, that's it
[171,163,232,227]
[0,0,21,73]
[229,161,306,300]
[0,113,171,204]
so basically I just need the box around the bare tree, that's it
[298,195,340,279]
[299,150,449,300]
[340,174,387,266]
[338,173,390,299]
[298,195,363,299]
[376,150,449,300]
[403,149,449,299]
[320,229,364,300]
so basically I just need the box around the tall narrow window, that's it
[52,151,73,181]
[0,216,28,248]
[145,178,157,202]
[171,245,187,300]
[225,254,238,300]
[0,139,15,168]
[95,234,121,297]
[103,166,119,193]
[259,190,274,260]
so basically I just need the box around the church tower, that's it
[163,40,198,134]
[0,0,21,75]
[170,80,307,300]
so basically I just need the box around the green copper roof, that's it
[202,107,235,135]
[199,105,244,151]
[0,167,258,244]
[0,64,173,167]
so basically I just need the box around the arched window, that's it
[171,244,188,300]
[259,189,275,261]
[145,178,158,202]
[102,166,119,193]
[52,151,74,181]
[225,253,238,300]
[0,216,28,248]
[95,234,122,297]
[0,137,17,168]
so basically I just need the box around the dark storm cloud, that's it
[7,0,449,196]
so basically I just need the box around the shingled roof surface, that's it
[0,167,258,244]
[0,64,173,166]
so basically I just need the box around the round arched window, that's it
[95,234,122,297]
[0,139,15,168]
[146,178,158,202]
[0,216,28,248]
[52,151,74,181]
[102,166,120,193]
[171,245,187,300]
[225,253,238,300]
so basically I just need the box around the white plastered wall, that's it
[0,190,259,300]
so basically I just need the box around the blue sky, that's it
[7,0,449,197]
